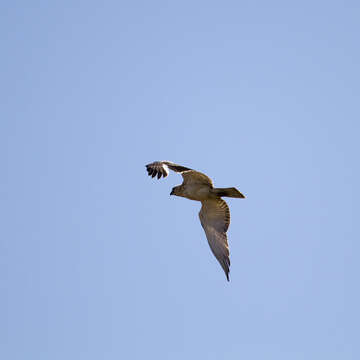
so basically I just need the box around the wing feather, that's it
[181,170,213,187]
[146,161,213,187]
[199,199,231,281]
[145,161,191,179]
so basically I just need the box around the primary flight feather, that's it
[145,161,245,281]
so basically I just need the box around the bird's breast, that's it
[182,184,212,201]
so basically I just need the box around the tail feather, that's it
[213,187,245,198]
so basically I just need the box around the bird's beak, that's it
[170,189,174,196]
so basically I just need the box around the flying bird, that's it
[145,161,245,281]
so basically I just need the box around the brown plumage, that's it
[145,161,245,281]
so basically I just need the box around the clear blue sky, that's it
[2,1,359,359]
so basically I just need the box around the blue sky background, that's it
[2,1,359,359]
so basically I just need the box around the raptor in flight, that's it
[145,161,245,281]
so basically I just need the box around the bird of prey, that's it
[145,161,245,281]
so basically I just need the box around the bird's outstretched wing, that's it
[146,161,213,186]
[199,199,231,281]
[146,161,192,179]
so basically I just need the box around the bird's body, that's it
[173,182,213,201]
[145,161,245,281]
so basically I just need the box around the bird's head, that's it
[170,186,181,196]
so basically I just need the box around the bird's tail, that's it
[213,187,245,198]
